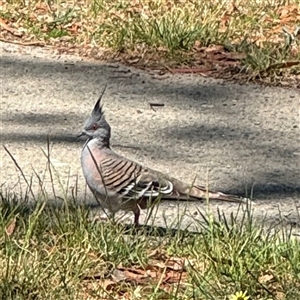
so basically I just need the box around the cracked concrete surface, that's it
[1,42,299,235]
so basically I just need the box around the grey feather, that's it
[80,91,251,226]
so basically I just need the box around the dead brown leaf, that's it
[148,248,168,259]
[90,256,189,295]
[205,45,224,53]
[275,291,286,300]
[278,4,299,18]
[258,273,275,284]
[111,268,128,283]
[34,3,50,13]
[164,269,187,284]
[264,61,300,73]
[116,265,153,283]
[5,217,17,236]
[165,257,185,271]
[0,18,23,37]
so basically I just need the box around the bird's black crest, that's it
[92,84,107,116]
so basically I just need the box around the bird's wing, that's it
[100,155,172,200]
[100,154,249,204]
[120,170,174,200]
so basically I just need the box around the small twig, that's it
[32,168,47,199]
[149,102,165,112]
[164,65,174,73]
[107,63,120,69]
[151,74,170,80]
[149,103,165,107]
[294,198,300,223]
[0,38,45,47]
[114,69,131,74]
[108,75,133,79]
[46,136,57,200]
[3,145,36,201]
[71,174,79,201]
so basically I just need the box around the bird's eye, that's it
[92,123,99,130]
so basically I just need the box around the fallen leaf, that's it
[205,45,224,53]
[116,265,152,283]
[258,273,274,284]
[111,268,128,283]
[166,257,185,271]
[264,61,300,73]
[164,269,187,283]
[5,217,16,236]
[0,18,23,37]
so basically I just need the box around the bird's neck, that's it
[95,137,110,149]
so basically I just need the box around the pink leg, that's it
[134,210,140,227]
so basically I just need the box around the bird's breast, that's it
[81,140,105,188]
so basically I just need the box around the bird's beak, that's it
[77,131,86,139]
[77,130,94,140]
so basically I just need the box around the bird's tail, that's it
[188,185,250,204]
[161,179,251,204]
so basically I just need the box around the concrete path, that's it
[1,42,299,235]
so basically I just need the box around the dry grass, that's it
[1,0,299,82]
[1,189,300,300]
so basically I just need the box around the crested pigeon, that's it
[79,91,249,226]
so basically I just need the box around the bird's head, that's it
[78,87,111,146]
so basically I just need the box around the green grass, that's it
[1,146,300,299]
[1,187,300,299]
[1,0,300,80]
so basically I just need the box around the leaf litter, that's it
[0,0,299,85]
[82,250,192,298]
